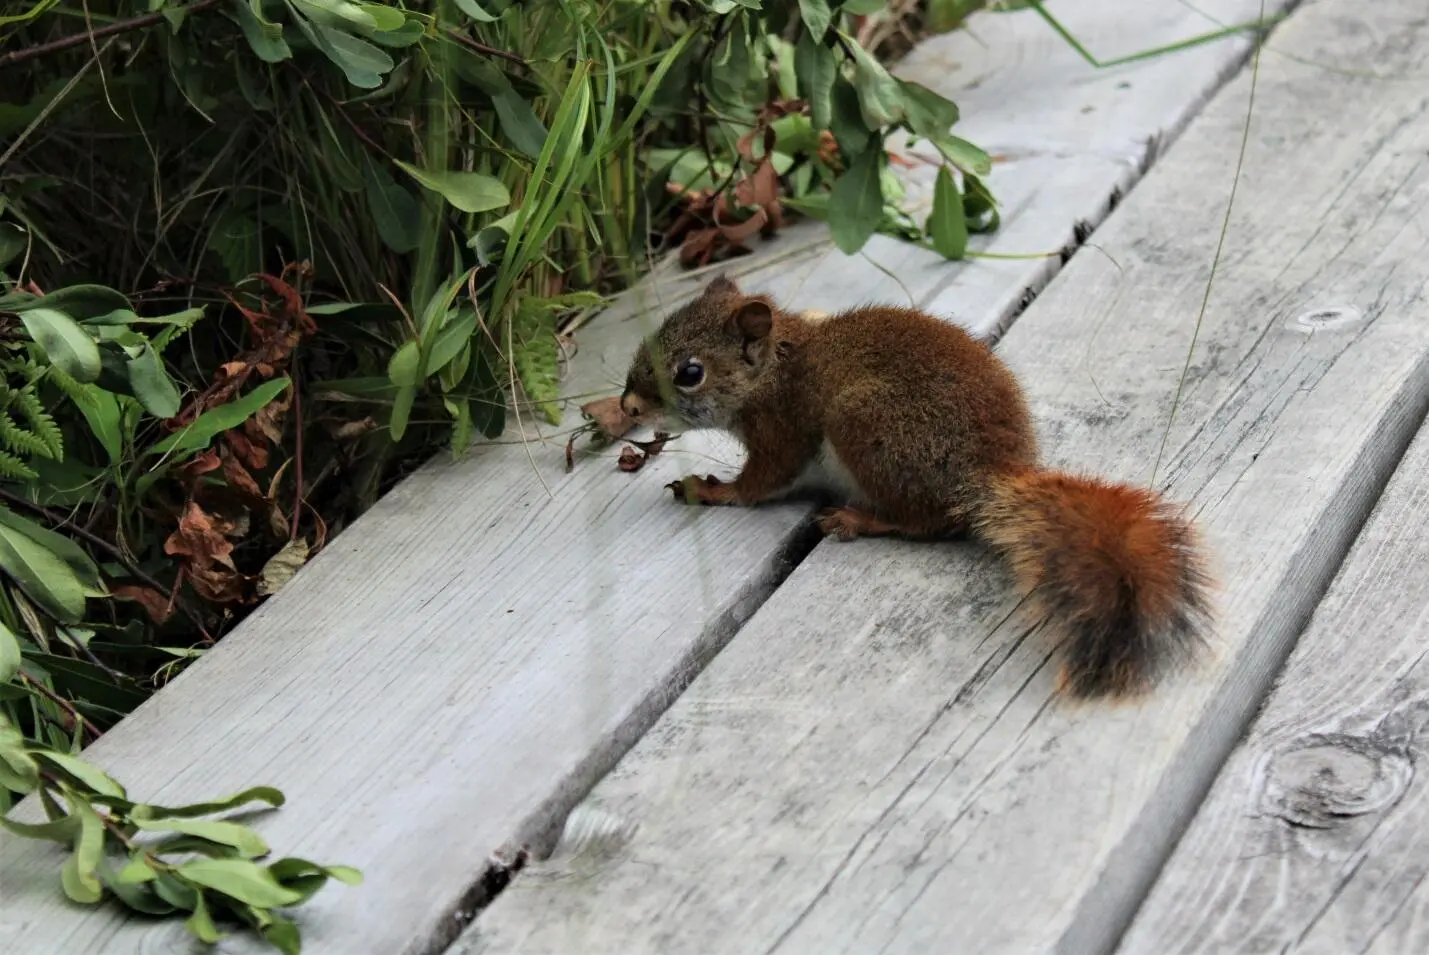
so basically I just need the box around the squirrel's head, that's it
[621,275,777,429]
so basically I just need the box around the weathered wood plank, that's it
[462,3,1429,954]
[0,3,1295,954]
[1117,429,1429,952]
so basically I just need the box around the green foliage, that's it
[0,710,359,953]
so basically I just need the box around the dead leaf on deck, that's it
[112,585,175,625]
[617,446,646,472]
[257,538,310,597]
[580,396,635,439]
[615,431,673,473]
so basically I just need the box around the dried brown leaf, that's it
[112,585,175,625]
[257,538,310,598]
[617,446,646,472]
[164,502,236,570]
[580,397,635,440]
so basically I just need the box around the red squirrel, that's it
[619,276,1211,698]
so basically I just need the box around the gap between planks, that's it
[1117,414,1429,952]
[461,1,1429,953]
[0,3,1292,954]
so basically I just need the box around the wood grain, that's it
[0,2,1299,954]
[1117,428,1429,954]
[462,2,1429,954]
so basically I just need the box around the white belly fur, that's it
[785,439,862,502]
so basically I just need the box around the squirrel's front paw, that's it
[665,474,731,505]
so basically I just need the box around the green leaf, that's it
[798,0,832,39]
[493,89,548,158]
[843,33,904,129]
[124,342,183,418]
[389,385,416,442]
[22,284,130,321]
[452,0,498,21]
[61,799,105,903]
[363,158,422,255]
[131,786,285,820]
[899,80,960,138]
[928,132,992,176]
[0,507,105,597]
[262,914,303,955]
[26,653,147,715]
[66,382,123,465]
[795,33,836,131]
[18,308,102,382]
[269,858,363,887]
[150,377,291,458]
[178,857,306,907]
[395,161,510,214]
[842,0,885,13]
[185,891,225,943]
[1,812,79,842]
[356,2,405,30]
[0,715,39,793]
[153,872,199,910]
[234,0,292,63]
[962,171,1000,232]
[387,340,421,388]
[830,75,874,157]
[0,621,19,683]
[115,855,158,884]
[427,309,480,379]
[35,751,127,799]
[928,166,969,259]
[132,817,270,859]
[829,144,884,254]
[0,519,91,622]
[103,868,177,915]
[316,23,393,88]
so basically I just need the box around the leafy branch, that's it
[0,712,359,954]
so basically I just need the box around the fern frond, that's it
[11,388,62,460]
[0,447,38,481]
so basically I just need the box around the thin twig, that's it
[19,673,103,742]
[0,0,223,69]
[444,29,527,67]
[0,487,214,643]
[290,355,304,541]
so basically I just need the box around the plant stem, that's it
[0,0,222,69]
[19,674,102,742]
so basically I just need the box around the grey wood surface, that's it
[1117,426,1429,952]
[462,2,1429,953]
[0,3,1298,954]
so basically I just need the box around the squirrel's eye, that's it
[673,359,705,389]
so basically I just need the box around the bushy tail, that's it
[974,468,1212,698]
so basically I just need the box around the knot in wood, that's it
[1259,733,1411,829]
[1288,305,1363,332]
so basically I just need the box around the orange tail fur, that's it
[975,469,1211,698]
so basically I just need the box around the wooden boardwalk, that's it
[4,1,1429,953]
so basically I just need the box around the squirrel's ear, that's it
[734,300,773,341]
[705,274,740,297]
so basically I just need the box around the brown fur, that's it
[621,277,1212,699]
